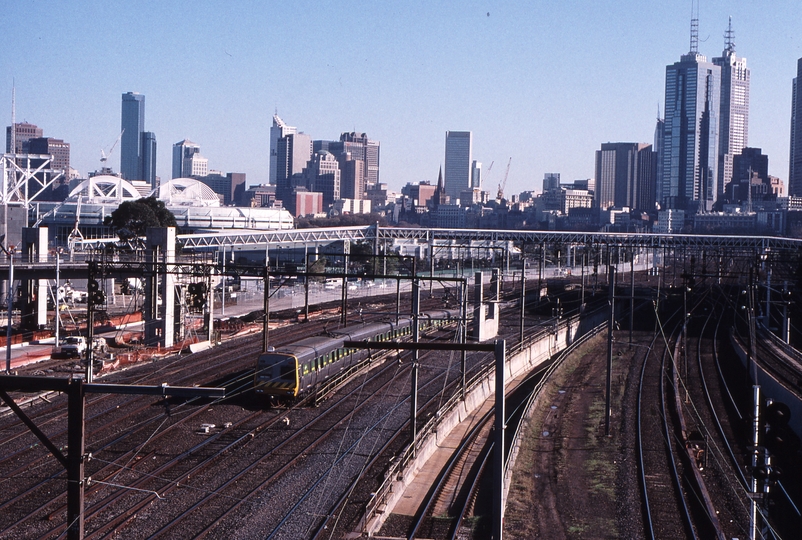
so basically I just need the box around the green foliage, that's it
[307,257,327,282]
[295,213,388,229]
[105,197,177,239]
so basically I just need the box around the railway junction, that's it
[0,227,801,539]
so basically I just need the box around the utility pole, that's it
[630,255,635,345]
[605,265,615,437]
[460,279,467,399]
[410,279,420,457]
[0,375,225,540]
[263,267,270,352]
[493,338,506,540]
[519,259,526,346]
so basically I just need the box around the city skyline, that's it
[2,1,800,196]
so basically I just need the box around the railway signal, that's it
[87,279,105,307]
[187,282,207,311]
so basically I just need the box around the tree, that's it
[105,197,177,239]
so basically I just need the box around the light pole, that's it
[5,249,13,373]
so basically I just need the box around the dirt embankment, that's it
[504,332,647,539]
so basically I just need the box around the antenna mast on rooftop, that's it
[724,16,735,53]
[10,83,15,154]
[689,0,699,54]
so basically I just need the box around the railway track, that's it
[0,307,373,538]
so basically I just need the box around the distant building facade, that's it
[120,92,146,181]
[444,131,472,202]
[304,150,341,207]
[275,132,312,203]
[196,171,246,206]
[660,47,721,212]
[172,140,208,179]
[28,137,70,171]
[712,20,750,200]
[142,131,157,187]
[724,147,770,204]
[269,115,296,185]
[791,57,802,196]
[594,142,656,211]
[471,160,482,188]
[5,122,42,153]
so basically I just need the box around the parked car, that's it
[60,336,87,358]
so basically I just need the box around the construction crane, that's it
[100,129,124,163]
[497,157,512,201]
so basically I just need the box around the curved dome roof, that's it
[150,178,220,207]
[68,175,143,203]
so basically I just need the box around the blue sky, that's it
[3,0,800,196]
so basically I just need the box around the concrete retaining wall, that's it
[363,308,608,535]
[730,331,802,440]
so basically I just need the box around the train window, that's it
[280,363,295,380]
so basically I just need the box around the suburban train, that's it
[254,309,461,399]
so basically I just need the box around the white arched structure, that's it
[68,175,142,204]
[150,178,220,207]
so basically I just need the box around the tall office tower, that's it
[471,160,482,188]
[172,139,208,178]
[269,115,296,185]
[660,19,721,212]
[595,143,656,211]
[275,132,312,201]
[197,172,246,206]
[713,18,750,199]
[5,122,43,153]
[729,147,769,203]
[444,131,472,202]
[654,115,664,206]
[340,132,380,193]
[121,92,146,181]
[339,152,365,200]
[543,173,561,192]
[142,132,157,187]
[305,150,341,207]
[790,58,802,196]
[28,137,70,171]
[365,138,380,187]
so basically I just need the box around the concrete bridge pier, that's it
[144,227,176,348]
[473,269,500,341]
[21,227,48,329]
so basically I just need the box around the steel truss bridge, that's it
[72,225,801,253]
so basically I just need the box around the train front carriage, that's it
[255,351,300,398]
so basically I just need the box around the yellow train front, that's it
[254,309,461,400]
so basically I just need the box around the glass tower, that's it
[444,131,472,203]
[660,51,721,212]
[120,92,145,181]
[713,19,750,200]
[790,58,802,196]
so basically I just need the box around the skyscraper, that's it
[654,115,664,204]
[120,92,146,181]
[444,131,472,202]
[28,137,70,172]
[471,160,482,188]
[172,140,208,178]
[713,19,750,199]
[660,21,721,212]
[790,58,802,196]
[304,150,341,207]
[5,122,42,153]
[142,132,157,187]
[269,115,296,185]
[275,132,312,203]
[595,143,656,211]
